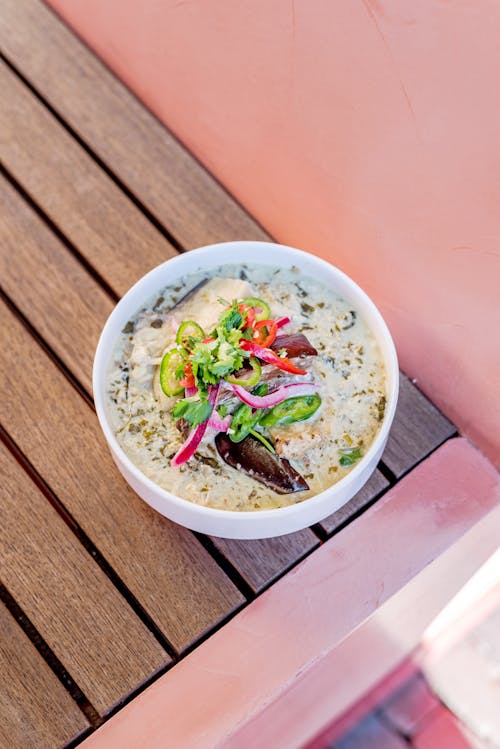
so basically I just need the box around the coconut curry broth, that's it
[106,264,386,510]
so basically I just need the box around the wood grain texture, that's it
[0,441,169,715]
[0,299,244,653]
[0,60,176,298]
[318,469,390,536]
[0,0,268,250]
[382,374,456,479]
[0,173,113,394]
[210,529,320,594]
[0,600,89,749]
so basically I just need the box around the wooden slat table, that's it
[0,1,457,746]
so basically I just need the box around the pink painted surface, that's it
[46,0,500,467]
[381,674,440,736]
[306,659,419,748]
[325,715,408,749]
[80,438,499,749]
[308,672,471,749]
[413,707,474,749]
[226,496,500,748]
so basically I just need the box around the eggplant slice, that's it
[271,333,318,358]
[215,433,309,494]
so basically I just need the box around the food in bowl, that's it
[106,262,386,511]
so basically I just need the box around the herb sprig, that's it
[167,300,254,426]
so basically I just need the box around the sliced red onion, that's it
[185,386,197,397]
[171,384,220,466]
[228,382,319,409]
[207,411,231,432]
[276,315,291,328]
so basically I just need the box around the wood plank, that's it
[319,469,390,536]
[382,373,456,479]
[0,0,268,250]
[0,299,244,653]
[0,173,113,394]
[210,530,320,594]
[0,60,176,298]
[0,599,89,749]
[0,441,169,715]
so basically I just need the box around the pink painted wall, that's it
[47,0,500,466]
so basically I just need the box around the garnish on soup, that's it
[163,296,321,479]
[106,265,386,511]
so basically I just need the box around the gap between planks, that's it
[0,423,178,662]
[311,478,392,543]
[0,424,248,735]
[0,162,119,303]
[0,50,185,257]
[0,0,271,249]
[0,432,256,747]
[383,426,458,484]
[0,582,101,731]
[0,580,181,746]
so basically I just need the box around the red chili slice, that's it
[238,304,256,329]
[180,361,195,389]
[252,319,278,347]
[239,340,307,375]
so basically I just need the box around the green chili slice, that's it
[260,394,322,427]
[159,349,185,397]
[241,297,271,322]
[252,383,268,397]
[225,357,262,387]
[175,320,205,349]
[338,446,363,466]
[229,403,260,442]
[229,382,268,442]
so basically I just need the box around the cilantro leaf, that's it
[218,301,243,332]
[172,397,213,427]
[210,339,244,376]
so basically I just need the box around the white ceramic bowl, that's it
[93,241,398,539]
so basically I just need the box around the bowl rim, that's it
[93,241,399,521]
